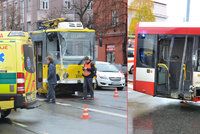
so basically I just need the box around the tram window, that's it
[24,45,35,73]
[137,34,156,68]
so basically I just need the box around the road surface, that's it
[128,82,200,134]
[0,89,127,134]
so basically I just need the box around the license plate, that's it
[112,82,120,85]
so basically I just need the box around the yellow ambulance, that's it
[0,31,37,118]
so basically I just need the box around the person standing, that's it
[46,56,57,103]
[82,56,96,100]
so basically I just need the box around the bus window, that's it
[137,34,157,68]
[24,45,35,73]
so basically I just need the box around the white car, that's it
[95,61,126,90]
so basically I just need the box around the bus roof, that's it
[30,28,95,35]
[138,22,200,35]
[139,22,200,28]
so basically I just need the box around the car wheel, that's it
[95,80,102,90]
[117,87,124,91]
[1,109,11,118]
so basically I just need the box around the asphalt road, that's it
[128,82,200,134]
[0,89,127,134]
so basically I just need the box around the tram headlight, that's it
[63,72,69,79]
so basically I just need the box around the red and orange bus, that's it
[134,22,200,102]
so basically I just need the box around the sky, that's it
[167,0,200,22]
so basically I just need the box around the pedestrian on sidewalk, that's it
[45,56,57,103]
[82,56,96,100]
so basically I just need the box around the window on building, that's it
[111,10,119,26]
[27,0,31,12]
[40,0,49,10]
[64,0,71,9]
[27,22,31,31]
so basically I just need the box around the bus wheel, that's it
[1,109,11,118]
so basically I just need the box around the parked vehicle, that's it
[95,61,125,90]
[114,64,127,85]
[0,31,37,118]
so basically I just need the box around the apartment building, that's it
[1,0,93,31]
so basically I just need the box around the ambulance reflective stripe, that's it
[30,73,36,92]
[25,73,33,92]
[21,46,24,70]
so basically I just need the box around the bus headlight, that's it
[63,73,68,79]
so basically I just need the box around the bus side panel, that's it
[135,81,155,96]
[135,67,155,96]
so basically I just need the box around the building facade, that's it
[0,0,93,31]
[93,0,127,64]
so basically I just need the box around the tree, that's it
[1,0,21,31]
[63,0,93,27]
[46,7,63,20]
[93,0,127,64]
[93,0,127,35]
[129,0,155,33]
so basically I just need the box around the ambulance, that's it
[0,31,37,118]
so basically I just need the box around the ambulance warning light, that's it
[9,31,25,37]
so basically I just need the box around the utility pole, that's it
[186,0,190,22]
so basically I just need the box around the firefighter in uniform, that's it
[82,56,96,100]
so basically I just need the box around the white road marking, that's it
[12,121,28,128]
[56,101,127,118]
[88,108,127,118]
[37,98,46,101]
[56,102,72,107]
[38,97,126,118]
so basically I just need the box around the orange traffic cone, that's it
[81,104,90,120]
[113,88,119,98]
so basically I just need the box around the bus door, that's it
[34,41,43,89]
[156,35,194,99]
[135,34,157,96]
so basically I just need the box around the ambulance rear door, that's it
[0,43,17,94]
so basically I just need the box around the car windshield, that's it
[96,63,119,72]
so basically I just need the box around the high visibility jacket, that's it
[83,61,96,78]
